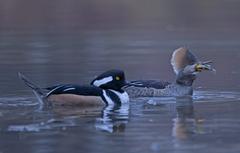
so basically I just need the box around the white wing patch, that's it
[93,76,113,87]
[63,88,76,92]
[46,85,65,97]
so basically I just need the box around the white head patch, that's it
[93,76,113,87]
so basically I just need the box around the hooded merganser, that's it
[124,47,216,98]
[19,70,130,106]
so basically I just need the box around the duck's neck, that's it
[175,71,196,86]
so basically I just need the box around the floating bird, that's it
[124,47,216,98]
[19,70,130,106]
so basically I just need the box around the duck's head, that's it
[91,69,128,92]
[171,47,216,86]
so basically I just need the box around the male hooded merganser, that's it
[124,47,216,98]
[19,70,130,106]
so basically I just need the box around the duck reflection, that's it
[172,97,203,140]
[95,104,130,133]
[7,104,129,133]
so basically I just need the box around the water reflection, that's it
[6,103,129,133]
[8,118,77,132]
[172,97,204,141]
[95,104,129,133]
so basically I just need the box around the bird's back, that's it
[124,80,171,97]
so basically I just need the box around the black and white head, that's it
[171,47,216,86]
[91,69,127,91]
[91,69,130,104]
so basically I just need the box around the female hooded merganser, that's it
[124,47,216,98]
[19,70,130,106]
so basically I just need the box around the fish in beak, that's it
[195,61,216,73]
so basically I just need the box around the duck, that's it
[124,47,216,98]
[19,70,130,106]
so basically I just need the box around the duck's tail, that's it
[18,72,46,104]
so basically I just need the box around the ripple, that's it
[0,90,239,108]
[132,90,240,105]
[0,96,39,107]
[7,118,76,132]
[193,90,240,103]
[95,104,129,133]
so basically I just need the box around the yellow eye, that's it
[116,76,120,80]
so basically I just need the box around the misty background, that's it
[0,0,240,94]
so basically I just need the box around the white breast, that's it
[102,90,114,105]
[109,90,130,104]
[102,89,130,104]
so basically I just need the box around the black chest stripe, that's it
[105,90,121,105]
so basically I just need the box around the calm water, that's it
[1,1,240,153]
